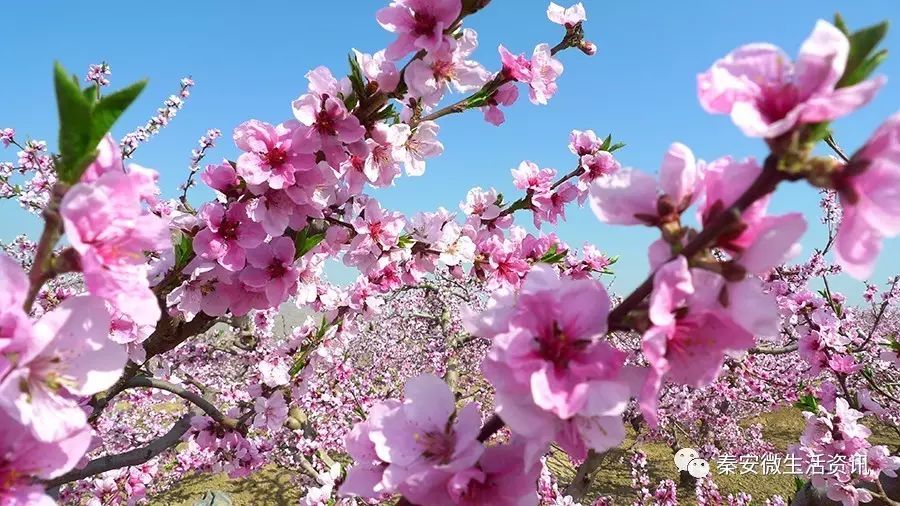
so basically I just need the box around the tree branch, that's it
[43,414,192,488]
[472,155,785,450]
[124,376,240,430]
[749,344,798,355]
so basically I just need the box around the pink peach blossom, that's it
[193,202,267,272]
[698,20,884,138]
[377,0,462,60]
[546,2,586,28]
[233,120,314,190]
[833,113,900,279]
[0,296,123,442]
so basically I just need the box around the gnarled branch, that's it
[44,414,192,488]
[124,376,240,430]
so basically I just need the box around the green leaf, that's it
[397,234,415,248]
[343,93,359,111]
[804,122,831,144]
[600,134,612,151]
[372,104,399,123]
[793,394,819,413]
[289,354,308,377]
[834,13,850,36]
[539,244,559,262]
[608,142,626,152]
[83,85,99,104]
[347,52,367,98]
[91,79,147,144]
[289,317,333,377]
[293,227,326,259]
[838,20,889,87]
[173,231,193,269]
[842,48,888,88]
[887,334,900,352]
[54,62,93,183]
[794,477,807,493]
[53,63,147,183]
[539,244,569,264]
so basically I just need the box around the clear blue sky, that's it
[2,1,898,299]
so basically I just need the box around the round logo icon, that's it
[673,448,710,478]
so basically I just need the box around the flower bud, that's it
[579,40,598,56]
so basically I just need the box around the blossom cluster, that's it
[0,2,898,506]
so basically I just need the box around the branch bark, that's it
[124,376,240,430]
[44,414,192,488]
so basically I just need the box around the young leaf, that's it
[91,79,147,144]
[294,227,326,259]
[600,134,612,151]
[54,62,93,183]
[347,52,367,99]
[793,393,819,413]
[173,231,194,269]
[833,13,849,36]
[838,20,889,87]
[842,48,888,88]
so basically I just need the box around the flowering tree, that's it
[1,2,899,506]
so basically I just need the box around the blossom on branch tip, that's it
[499,44,564,105]
[832,113,900,279]
[465,265,631,461]
[698,20,884,138]
[590,142,697,226]
[377,0,462,60]
[546,2,586,28]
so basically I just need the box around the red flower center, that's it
[412,11,437,37]
[537,321,587,371]
[265,147,288,168]
[756,82,801,124]
[267,260,287,279]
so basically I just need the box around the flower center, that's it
[315,97,337,135]
[0,464,24,494]
[417,430,455,464]
[350,154,366,172]
[369,221,383,241]
[267,260,287,279]
[219,218,240,240]
[432,59,456,81]
[265,147,288,168]
[537,321,586,371]
[755,82,800,123]
[412,11,437,37]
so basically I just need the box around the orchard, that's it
[1,1,899,505]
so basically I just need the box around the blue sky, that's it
[2,1,898,299]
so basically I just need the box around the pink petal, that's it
[739,213,807,274]
[658,142,697,203]
[649,256,693,327]
[35,296,123,396]
[0,254,28,308]
[727,278,779,337]
[402,374,454,430]
[801,76,885,123]
[834,206,883,280]
[794,20,849,98]
[589,168,658,225]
